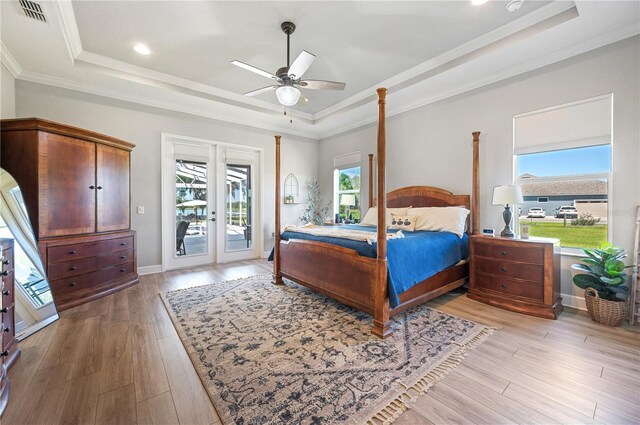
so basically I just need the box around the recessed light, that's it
[133,43,151,55]
[471,0,489,5]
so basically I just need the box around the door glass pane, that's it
[175,160,208,256]
[226,164,252,251]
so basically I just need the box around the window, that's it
[514,95,612,250]
[334,166,361,222]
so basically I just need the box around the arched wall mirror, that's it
[0,169,58,342]
[284,173,300,204]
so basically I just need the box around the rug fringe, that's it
[364,326,495,425]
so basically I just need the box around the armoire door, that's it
[96,144,130,232]
[38,133,96,238]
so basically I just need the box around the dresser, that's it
[1,119,139,311]
[0,239,19,369]
[468,235,562,319]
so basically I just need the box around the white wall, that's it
[15,82,318,268]
[319,36,640,307]
[1,63,16,118]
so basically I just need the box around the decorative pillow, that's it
[410,207,470,237]
[360,207,412,227]
[389,214,417,231]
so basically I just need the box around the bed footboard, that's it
[279,239,379,314]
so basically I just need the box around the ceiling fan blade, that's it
[231,60,280,82]
[244,86,278,97]
[299,80,346,90]
[287,50,315,79]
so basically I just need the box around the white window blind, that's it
[334,151,361,169]
[514,95,612,155]
[225,148,255,165]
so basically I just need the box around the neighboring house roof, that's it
[520,179,607,196]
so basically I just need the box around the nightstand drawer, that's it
[475,257,543,283]
[475,273,543,301]
[475,240,543,264]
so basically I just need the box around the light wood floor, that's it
[3,259,639,425]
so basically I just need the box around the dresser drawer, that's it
[47,249,134,280]
[50,261,135,302]
[474,272,544,301]
[47,236,134,264]
[1,249,13,274]
[474,257,544,283]
[474,240,543,264]
[1,274,14,309]
[1,306,14,351]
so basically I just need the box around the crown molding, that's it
[18,70,318,140]
[317,24,640,140]
[0,41,23,78]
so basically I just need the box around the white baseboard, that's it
[561,293,587,311]
[16,314,60,341]
[138,264,163,275]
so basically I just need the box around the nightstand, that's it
[467,235,562,319]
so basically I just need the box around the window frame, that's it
[514,154,612,254]
[333,165,362,220]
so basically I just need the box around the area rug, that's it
[161,274,492,425]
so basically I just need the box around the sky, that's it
[517,145,611,178]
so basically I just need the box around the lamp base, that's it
[501,205,515,238]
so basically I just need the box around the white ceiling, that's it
[1,1,638,139]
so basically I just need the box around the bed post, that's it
[372,88,392,339]
[472,131,480,234]
[273,135,284,285]
[368,153,374,208]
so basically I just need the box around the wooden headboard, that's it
[387,186,470,210]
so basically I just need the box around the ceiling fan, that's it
[231,21,346,106]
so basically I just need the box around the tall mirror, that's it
[0,169,58,341]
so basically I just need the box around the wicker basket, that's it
[584,288,629,327]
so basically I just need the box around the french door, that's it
[162,140,216,270]
[162,135,262,270]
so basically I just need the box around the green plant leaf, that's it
[599,276,622,285]
[573,274,602,289]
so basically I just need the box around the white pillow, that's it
[411,207,470,237]
[360,207,411,227]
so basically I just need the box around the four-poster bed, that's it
[273,88,481,338]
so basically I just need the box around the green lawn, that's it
[527,222,608,249]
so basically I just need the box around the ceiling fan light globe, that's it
[276,86,301,106]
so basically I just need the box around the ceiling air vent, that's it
[18,0,47,22]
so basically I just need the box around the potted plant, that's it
[571,243,632,326]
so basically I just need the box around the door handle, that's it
[210,218,216,222]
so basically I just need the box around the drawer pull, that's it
[120,242,127,246]
[1,271,7,276]
[96,185,103,190]
[1,351,8,357]
[69,250,77,254]
[501,267,507,272]
[501,283,507,289]
[2,259,8,265]
[120,256,126,259]
[3,326,9,333]
[120,268,126,272]
[3,290,10,296]
[501,251,508,256]
[0,308,7,313]
[69,282,77,287]
[89,185,95,190]
[69,266,77,271]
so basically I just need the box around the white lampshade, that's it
[340,194,356,206]
[276,85,301,106]
[492,185,523,206]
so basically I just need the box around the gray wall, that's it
[16,82,318,268]
[318,36,640,306]
[1,63,15,119]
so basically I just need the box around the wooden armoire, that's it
[0,118,139,311]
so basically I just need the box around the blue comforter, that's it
[270,225,469,308]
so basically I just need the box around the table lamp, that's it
[340,194,356,223]
[492,185,523,238]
